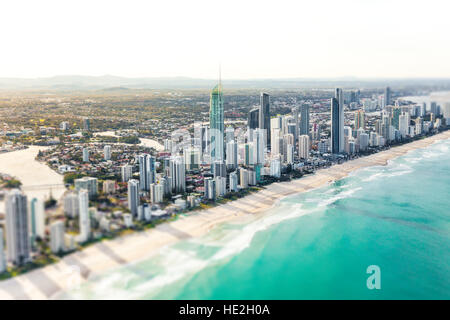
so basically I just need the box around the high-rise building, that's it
[384,86,392,107]
[270,158,281,178]
[229,171,238,192]
[127,179,140,217]
[259,93,271,146]
[225,126,235,144]
[169,156,186,193]
[102,180,116,194]
[293,107,299,152]
[209,83,224,161]
[104,145,111,161]
[298,135,310,159]
[121,164,133,182]
[226,140,238,169]
[74,177,98,198]
[331,97,341,154]
[64,192,79,218]
[184,147,200,171]
[29,197,45,246]
[240,168,249,189]
[0,228,6,273]
[355,110,365,130]
[82,147,89,162]
[78,189,90,243]
[334,88,345,153]
[138,154,156,191]
[248,107,259,130]
[5,189,30,266]
[300,104,310,136]
[83,118,90,131]
[50,221,65,254]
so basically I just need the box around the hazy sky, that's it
[1,0,449,79]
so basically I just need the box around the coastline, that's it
[0,146,65,214]
[0,130,449,299]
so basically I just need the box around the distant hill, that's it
[0,75,450,91]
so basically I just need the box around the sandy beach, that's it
[0,146,65,214]
[0,130,449,300]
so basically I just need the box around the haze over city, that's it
[1,0,450,79]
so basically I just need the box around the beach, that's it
[0,130,449,299]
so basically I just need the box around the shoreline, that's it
[0,130,449,299]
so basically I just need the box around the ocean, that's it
[62,137,450,300]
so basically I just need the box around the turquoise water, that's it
[63,138,450,299]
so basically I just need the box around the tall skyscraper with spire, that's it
[209,76,224,161]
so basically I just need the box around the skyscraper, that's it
[82,147,89,162]
[300,104,310,136]
[248,107,259,130]
[78,189,90,243]
[259,93,271,146]
[209,83,224,161]
[121,164,133,182]
[335,88,345,153]
[29,197,45,246]
[104,145,111,161]
[74,177,98,198]
[0,228,6,273]
[127,179,140,217]
[298,135,310,159]
[331,97,341,154]
[169,156,186,193]
[5,189,30,266]
[355,110,365,130]
[50,221,65,254]
[384,86,391,107]
[226,140,238,169]
[293,107,299,152]
[138,154,156,191]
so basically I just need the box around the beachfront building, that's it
[298,135,310,160]
[5,189,30,266]
[0,228,6,273]
[128,179,140,217]
[240,168,249,189]
[78,189,91,243]
[229,171,238,192]
[50,221,65,254]
[29,197,45,246]
[270,158,281,178]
